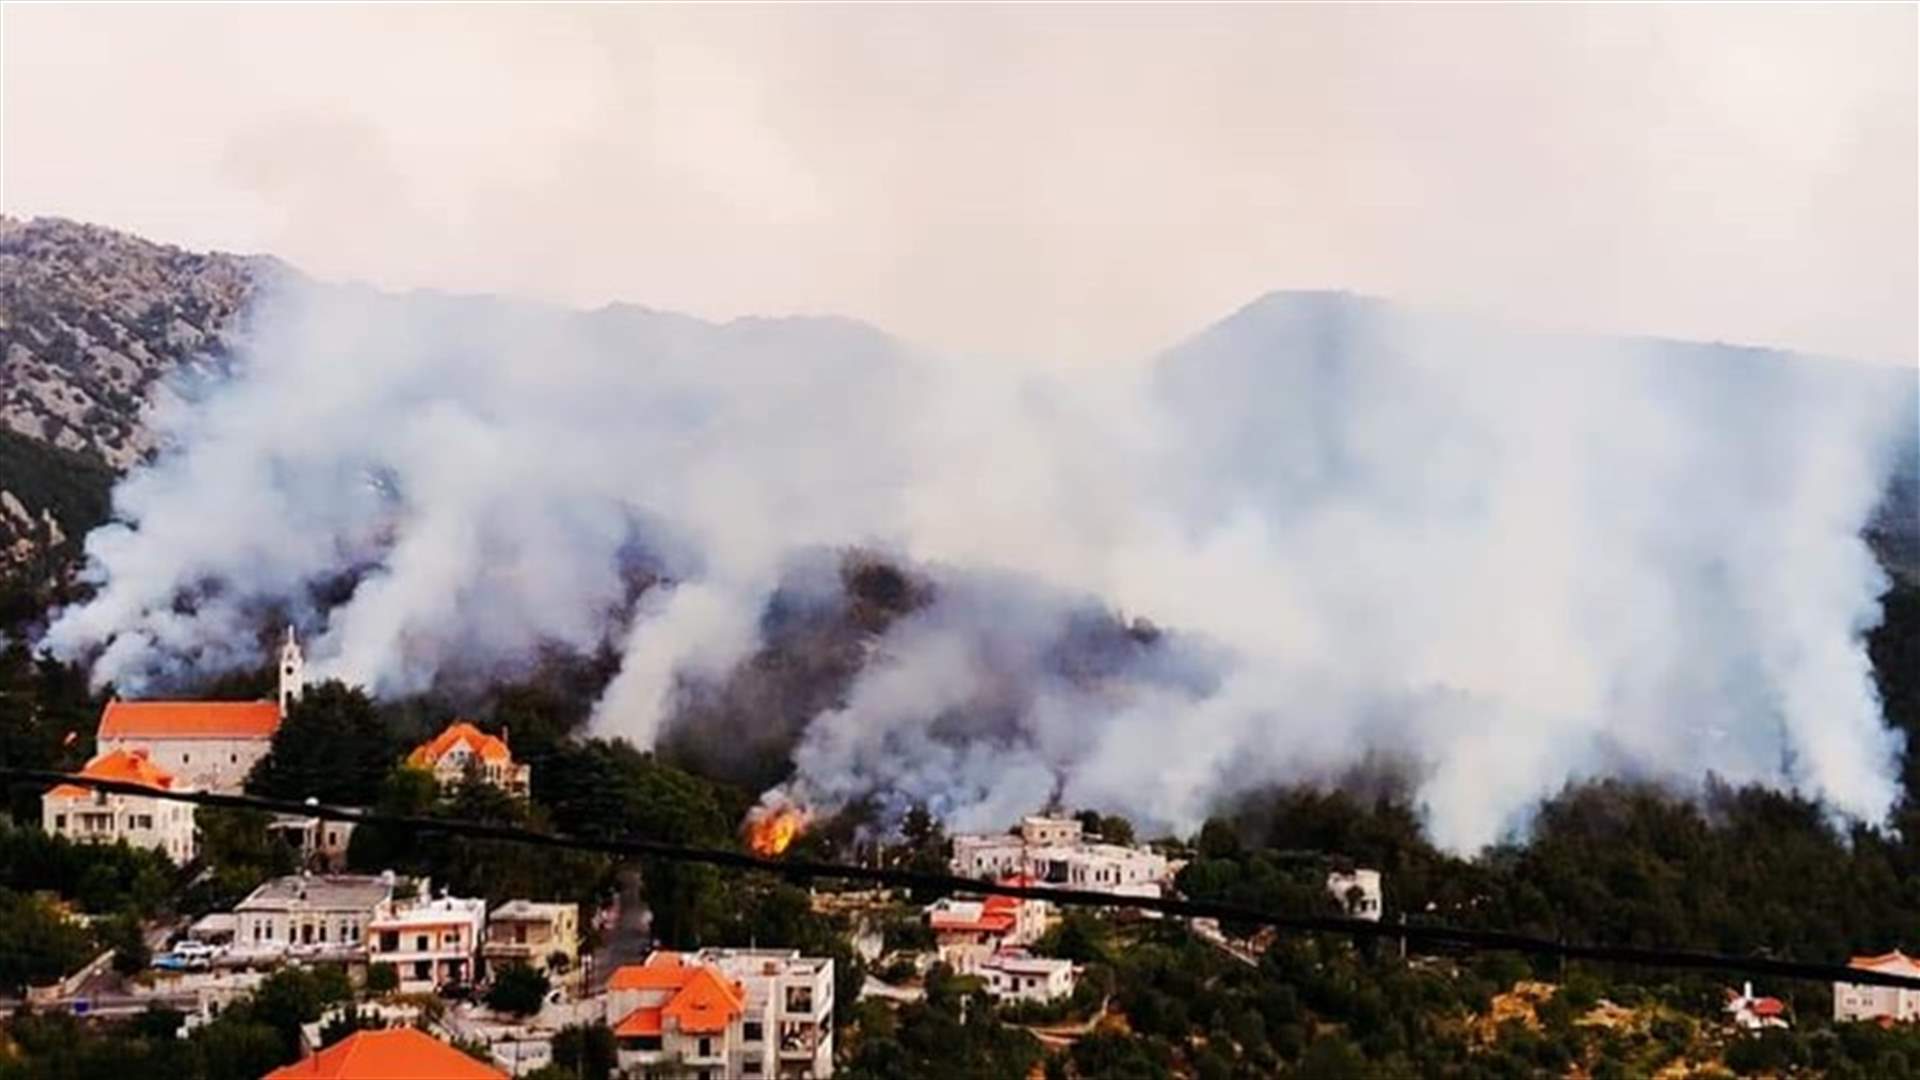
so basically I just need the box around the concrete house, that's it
[607,948,834,1079]
[406,721,531,798]
[979,949,1078,1004]
[950,815,1171,898]
[369,893,488,993]
[233,872,399,959]
[482,900,581,984]
[1836,950,1920,1023]
[924,891,1051,974]
[41,748,196,864]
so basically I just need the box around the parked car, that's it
[155,941,216,970]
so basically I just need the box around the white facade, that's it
[95,732,272,795]
[233,872,398,959]
[1327,868,1384,921]
[42,778,196,864]
[950,815,1171,899]
[369,894,488,993]
[278,626,306,716]
[697,948,835,1080]
[607,949,834,1080]
[979,950,1077,1004]
[1836,951,1920,1023]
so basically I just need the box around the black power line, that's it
[8,766,1919,991]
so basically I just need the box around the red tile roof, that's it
[608,951,690,990]
[407,721,512,769]
[47,748,178,799]
[98,699,281,740]
[1752,998,1787,1017]
[613,1006,664,1037]
[606,952,745,1037]
[262,1027,506,1079]
[1851,950,1920,973]
[663,966,746,1035]
[929,894,1022,934]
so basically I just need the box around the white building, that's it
[92,630,304,794]
[979,950,1078,1004]
[234,872,399,958]
[606,948,834,1080]
[1836,950,1920,1024]
[950,816,1171,898]
[369,893,488,993]
[1326,868,1384,921]
[41,748,196,864]
[266,815,357,871]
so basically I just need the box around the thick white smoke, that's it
[43,281,1913,849]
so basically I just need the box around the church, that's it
[94,628,306,794]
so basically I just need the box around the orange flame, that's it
[746,803,809,857]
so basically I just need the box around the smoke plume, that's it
[43,281,1915,849]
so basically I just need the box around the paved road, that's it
[587,866,652,992]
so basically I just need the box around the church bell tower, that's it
[278,626,306,717]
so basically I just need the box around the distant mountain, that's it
[0,221,1912,588]
[1155,289,1919,584]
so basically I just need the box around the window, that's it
[697,1037,712,1058]
[135,815,153,829]
[413,960,430,980]
[785,985,814,1014]
[381,931,399,952]
[742,1020,763,1043]
[415,934,429,951]
[514,925,527,944]
[230,753,238,763]
[742,1056,763,1076]
[54,814,65,829]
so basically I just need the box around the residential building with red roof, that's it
[41,748,196,863]
[1836,950,1920,1023]
[95,629,306,794]
[924,887,1051,974]
[261,1026,505,1079]
[605,948,835,1079]
[1725,981,1790,1030]
[405,721,530,798]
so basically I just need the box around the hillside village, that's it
[2,219,1920,1079]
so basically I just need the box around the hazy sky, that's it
[3,4,1914,364]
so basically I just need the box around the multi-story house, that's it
[606,949,834,1079]
[369,894,488,993]
[41,748,196,864]
[950,815,1172,898]
[233,872,399,958]
[1835,950,1920,1023]
[92,630,304,794]
[482,900,580,985]
[406,721,531,798]
[924,892,1051,974]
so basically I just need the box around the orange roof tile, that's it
[607,952,744,1036]
[1851,950,1920,971]
[407,721,513,769]
[47,748,179,799]
[613,1006,664,1038]
[98,699,281,740]
[661,966,746,1035]
[608,951,689,990]
[262,1027,506,1080]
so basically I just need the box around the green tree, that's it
[486,963,552,1017]
[550,1023,618,1080]
[248,680,396,806]
[101,913,150,976]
